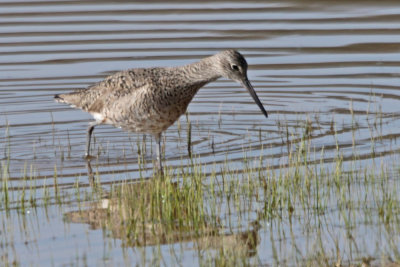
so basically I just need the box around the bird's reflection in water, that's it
[65,161,260,257]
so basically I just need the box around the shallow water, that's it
[1,0,400,266]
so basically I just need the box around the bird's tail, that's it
[54,90,87,109]
[54,94,66,103]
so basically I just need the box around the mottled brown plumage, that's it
[55,50,268,173]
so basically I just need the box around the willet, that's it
[55,50,268,174]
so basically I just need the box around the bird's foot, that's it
[84,154,97,161]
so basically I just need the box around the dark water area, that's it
[1,1,400,266]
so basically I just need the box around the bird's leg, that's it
[155,133,164,176]
[86,159,94,185]
[85,121,100,159]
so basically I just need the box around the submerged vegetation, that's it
[1,100,399,266]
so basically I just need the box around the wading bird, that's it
[55,50,268,174]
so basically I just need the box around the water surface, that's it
[1,0,400,266]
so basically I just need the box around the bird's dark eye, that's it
[231,64,239,71]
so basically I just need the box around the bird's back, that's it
[55,68,156,111]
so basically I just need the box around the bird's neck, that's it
[159,56,222,109]
[178,55,222,85]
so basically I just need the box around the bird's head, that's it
[215,50,268,118]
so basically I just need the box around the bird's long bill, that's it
[241,79,268,118]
